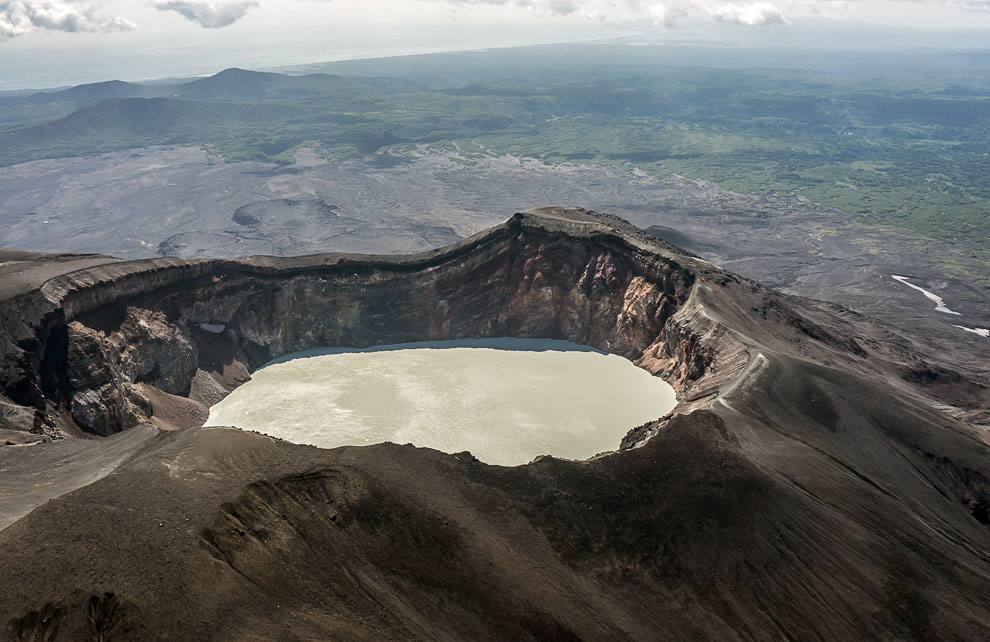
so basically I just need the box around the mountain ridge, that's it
[2,67,415,109]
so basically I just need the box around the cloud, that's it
[707,1,785,24]
[153,0,258,28]
[648,1,689,26]
[0,0,135,40]
[950,0,990,11]
[436,0,789,25]
[438,0,580,15]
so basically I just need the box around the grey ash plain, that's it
[1,143,986,355]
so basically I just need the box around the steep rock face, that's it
[64,308,198,434]
[65,321,150,435]
[114,308,199,395]
[199,234,698,373]
[2,209,722,437]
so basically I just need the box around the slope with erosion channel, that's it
[0,207,988,641]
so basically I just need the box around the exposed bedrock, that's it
[0,207,989,641]
[3,207,734,438]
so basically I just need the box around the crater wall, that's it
[3,208,745,439]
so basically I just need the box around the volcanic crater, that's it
[1,207,989,641]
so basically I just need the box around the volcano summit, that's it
[0,207,988,641]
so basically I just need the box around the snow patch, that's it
[953,325,990,338]
[891,275,961,315]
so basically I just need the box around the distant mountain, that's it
[177,67,415,100]
[178,68,288,100]
[0,69,416,117]
[0,67,422,165]
[20,80,154,105]
[7,98,227,138]
[0,97,298,163]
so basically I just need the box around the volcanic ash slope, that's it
[0,207,988,641]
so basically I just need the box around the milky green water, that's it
[206,338,676,466]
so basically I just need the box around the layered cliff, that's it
[1,207,741,439]
[0,207,988,641]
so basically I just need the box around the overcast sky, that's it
[2,0,989,89]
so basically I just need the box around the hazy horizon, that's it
[3,0,990,92]
[1,21,625,91]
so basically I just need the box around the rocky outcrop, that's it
[0,397,40,445]
[64,307,198,435]
[0,398,35,432]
